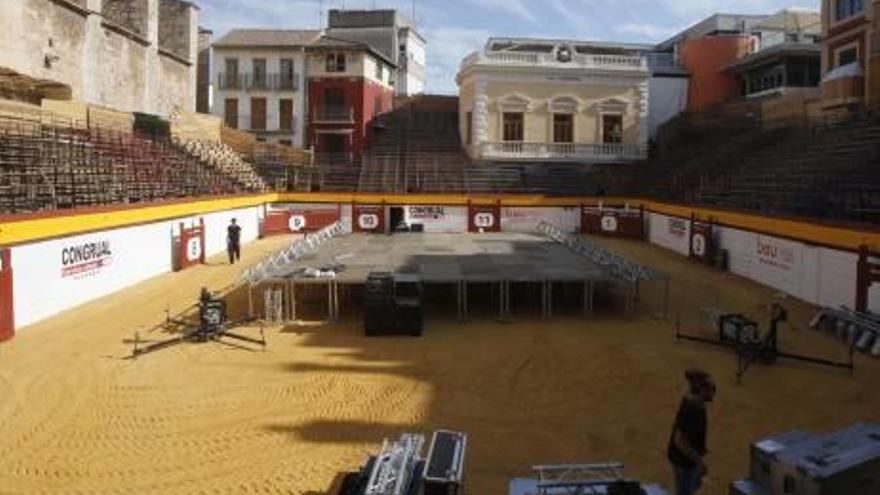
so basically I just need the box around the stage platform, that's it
[265,232,610,285]
[246,232,667,322]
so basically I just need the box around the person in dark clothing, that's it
[227,218,242,264]
[667,368,716,495]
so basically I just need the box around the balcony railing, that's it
[312,106,355,123]
[645,52,682,71]
[216,73,300,91]
[227,114,298,134]
[218,73,245,90]
[478,142,646,162]
[462,51,648,72]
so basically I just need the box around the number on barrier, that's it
[600,216,618,232]
[692,233,707,257]
[186,237,202,262]
[288,215,307,232]
[358,213,379,230]
[474,212,495,228]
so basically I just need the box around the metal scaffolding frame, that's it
[365,434,425,495]
[536,221,670,315]
[241,221,348,286]
[532,462,644,494]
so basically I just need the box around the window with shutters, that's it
[326,52,346,72]
[601,114,623,144]
[502,113,524,142]
[553,114,574,143]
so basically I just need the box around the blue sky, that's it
[199,0,821,94]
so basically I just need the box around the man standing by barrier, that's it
[227,218,242,264]
[667,367,716,495]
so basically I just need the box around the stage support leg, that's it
[498,280,511,321]
[664,279,670,321]
[457,281,462,321]
[583,280,595,316]
[292,282,297,322]
[326,281,333,322]
[248,284,253,320]
[505,281,511,319]
[547,281,553,319]
[334,281,340,321]
[463,281,469,321]
[457,280,469,322]
[285,280,294,325]
[498,281,504,320]
[541,281,547,318]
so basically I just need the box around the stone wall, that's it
[158,0,191,60]
[102,0,150,39]
[196,28,211,113]
[0,0,197,116]
[157,53,191,115]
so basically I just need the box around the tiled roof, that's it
[213,29,322,48]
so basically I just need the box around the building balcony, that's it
[216,73,300,91]
[477,142,647,163]
[461,51,648,72]
[311,106,355,124]
[230,114,298,135]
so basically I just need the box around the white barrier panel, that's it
[12,222,174,328]
[200,206,261,256]
[648,213,690,256]
[870,283,880,313]
[502,207,580,233]
[11,207,263,330]
[403,205,467,233]
[645,211,874,311]
[339,204,353,233]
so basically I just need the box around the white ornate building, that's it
[457,38,654,163]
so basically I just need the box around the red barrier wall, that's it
[0,249,14,342]
[582,206,644,239]
[176,220,205,271]
[264,209,340,235]
[353,204,386,234]
[689,219,714,265]
[468,202,501,233]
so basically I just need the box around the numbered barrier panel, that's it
[0,248,14,341]
[581,206,644,239]
[353,205,386,234]
[468,204,501,233]
[689,221,714,265]
[265,209,340,235]
[176,221,205,271]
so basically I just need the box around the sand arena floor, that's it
[0,234,878,495]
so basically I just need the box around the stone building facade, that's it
[457,38,651,163]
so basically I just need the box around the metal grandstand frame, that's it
[241,220,348,286]
[536,221,670,315]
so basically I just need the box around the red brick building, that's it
[306,37,396,155]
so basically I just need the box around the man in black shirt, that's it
[227,218,242,264]
[667,368,716,495]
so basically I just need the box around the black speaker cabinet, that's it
[364,273,424,337]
